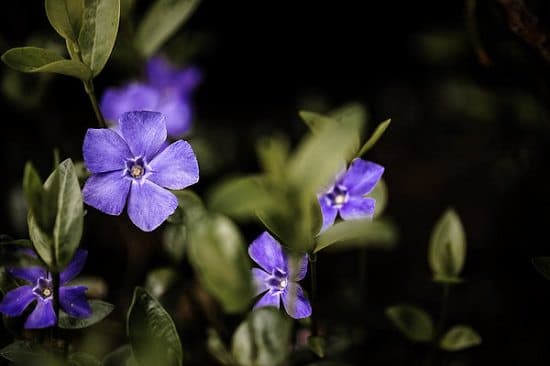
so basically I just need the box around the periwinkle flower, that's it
[82,111,199,232]
[319,158,384,231]
[101,57,202,138]
[0,250,91,329]
[248,231,312,319]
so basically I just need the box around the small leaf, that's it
[45,0,84,41]
[428,208,467,283]
[135,0,202,57]
[231,308,291,366]
[102,345,134,366]
[207,329,236,366]
[188,215,253,313]
[0,341,45,363]
[256,135,289,181]
[127,287,183,366]
[68,352,101,366]
[532,257,550,281]
[79,0,120,76]
[298,111,334,134]
[58,300,114,329]
[439,325,481,351]
[23,162,45,226]
[145,267,178,298]
[308,336,326,358]
[386,304,434,342]
[2,47,91,80]
[357,118,391,157]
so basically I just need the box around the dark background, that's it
[1,1,550,365]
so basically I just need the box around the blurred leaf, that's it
[79,0,120,77]
[2,47,91,80]
[23,162,45,225]
[188,215,252,313]
[368,178,388,217]
[45,0,84,42]
[127,287,182,366]
[68,352,101,366]
[102,345,135,366]
[315,219,397,253]
[308,336,326,358]
[256,135,289,181]
[298,111,334,134]
[532,257,550,281]
[231,308,292,366]
[428,209,466,283]
[357,118,391,157]
[0,239,43,268]
[145,267,178,298]
[386,304,434,342]
[172,190,205,224]
[163,223,187,262]
[74,161,91,186]
[135,0,202,57]
[439,325,481,351]
[70,275,108,298]
[59,300,114,329]
[207,329,236,366]
[0,341,45,364]
[328,103,368,129]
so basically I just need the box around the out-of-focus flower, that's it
[100,57,202,138]
[82,111,199,232]
[0,250,90,329]
[318,158,384,231]
[248,231,312,319]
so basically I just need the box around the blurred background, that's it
[1,0,550,364]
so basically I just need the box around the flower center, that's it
[328,185,349,208]
[267,268,288,292]
[33,277,53,300]
[126,157,148,180]
[130,164,144,178]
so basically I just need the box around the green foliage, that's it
[206,329,236,366]
[428,208,466,283]
[1,47,91,80]
[231,308,292,366]
[145,267,178,298]
[45,0,84,42]
[135,0,202,57]
[386,304,435,342]
[308,335,327,358]
[102,345,136,366]
[187,214,253,313]
[58,300,114,329]
[369,178,388,216]
[439,325,482,351]
[127,287,183,366]
[67,352,101,366]
[25,159,84,272]
[78,0,121,77]
[532,257,550,281]
[256,135,289,182]
[357,118,391,157]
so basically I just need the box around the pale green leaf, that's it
[59,300,114,329]
[439,325,481,351]
[45,0,84,41]
[386,304,434,342]
[357,118,391,157]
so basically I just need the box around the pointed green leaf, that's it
[357,118,391,157]
[135,0,202,57]
[308,336,326,358]
[59,300,114,329]
[207,329,236,366]
[102,345,134,366]
[23,162,46,227]
[439,325,481,351]
[386,304,434,342]
[298,111,334,134]
[68,352,101,366]
[28,213,55,268]
[79,0,120,76]
[256,134,289,181]
[127,287,183,366]
[532,257,550,281]
[2,47,91,80]
[231,308,291,366]
[428,208,466,283]
[0,341,46,364]
[45,0,84,41]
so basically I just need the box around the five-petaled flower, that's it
[82,111,199,232]
[318,158,384,231]
[0,250,91,329]
[248,231,312,319]
[101,57,202,138]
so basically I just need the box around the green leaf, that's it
[298,111,334,134]
[328,103,368,129]
[532,257,550,280]
[357,118,391,157]
[188,215,253,313]
[386,304,434,342]
[256,135,289,181]
[102,345,135,366]
[79,0,120,77]
[367,178,388,217]
[145,267,178,298]
[45,0,84,41]
[207,329,236,366]
[127,287,183,366]
[59,300,114,329]
[2,47,91,80]
[308,336,326,358]
[231,308,291,366]
[315,219,398,253]
[23,162,45,226]
[28,213,55,268]
[68,352,101,366]
[0,341,46,364]
[439,325,481,351]
[172,189,206,224]
[135,0,202,57]
[163,223,187,262]
[428,208,466,283]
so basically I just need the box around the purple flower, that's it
[248,232,312,319]
[0,250,91,329]
[82,111,199,232]
[318,158,384,231]
[101,57,202,138]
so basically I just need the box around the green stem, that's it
[83,80,106,128]
[309,253,319,336]
[427,284,451,366]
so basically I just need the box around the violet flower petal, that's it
[281,283,312,319]
[24,300,56,329]
[318,196,338,232]
[0,285,35,316]
[287,254,308,282]
[82,171,131,216]
[253,291,280,310]
[7,267,45,284]
[127,180,178,232]
[100,83,159,123]
[59,286,91,318]
[341,158,384,195]
[339,197,376,220]
[60,250,88,285]
[148,140,199,189]
[119,111,167,161]
[251,268,271,296]
[248,232,286,274]
[83,129,133,173]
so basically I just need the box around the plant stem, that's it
[309,253,319,336]
[83,80,106,128]
[426,284,451,366]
